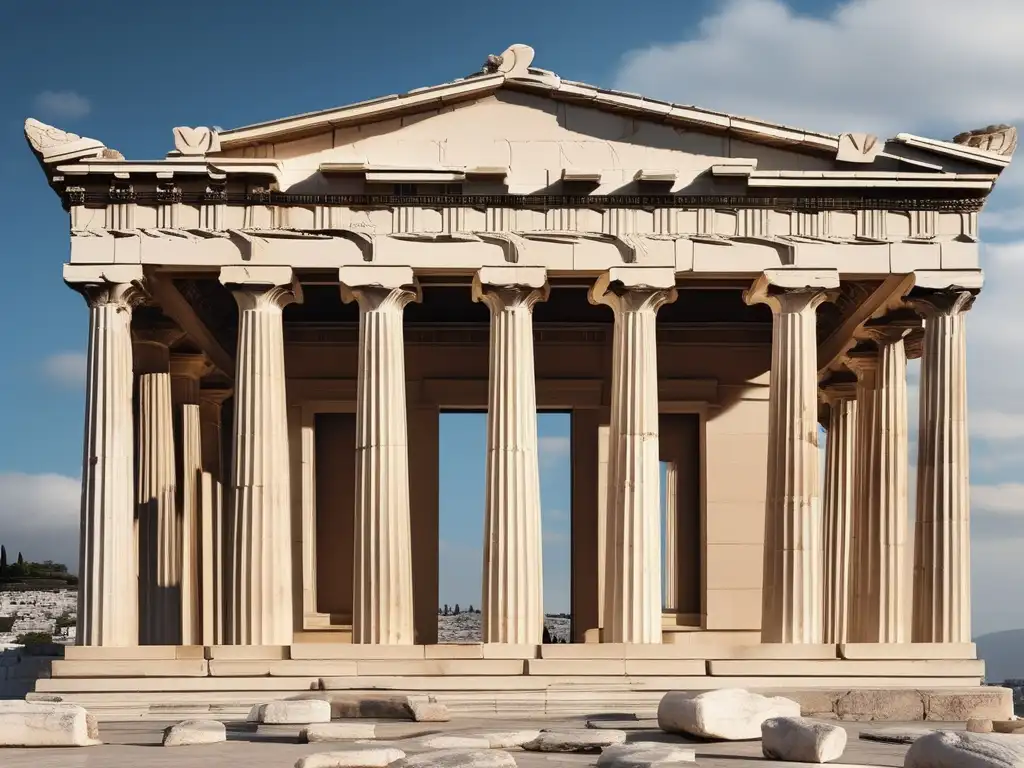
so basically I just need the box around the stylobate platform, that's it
[30,642,1010,722]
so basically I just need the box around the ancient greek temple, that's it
[24,44,1016,719]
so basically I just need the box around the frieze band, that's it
[64,189,987,213]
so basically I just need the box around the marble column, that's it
[820,375,857,644]
[472,266,549,645]
[220,266,302,646]
[199,388,231,645]
[908,287,977,643]
[663,462,679,613]
[339,266,419,644]
[170,354,211,645]
[744,269,838,644]
[590,267,677,644]
[847,323,912,644]
[65,266,146,646]
[135,332,182,645]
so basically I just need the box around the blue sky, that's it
[2,0,1024,631]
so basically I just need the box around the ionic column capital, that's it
[906,289,978,317]
[339,265,421,311]
[219,266,303,311]
[64,264,148,310]
[472,266,549,311]
[845,343,880,378]
[588,267,677,314]
[743,268,840,314]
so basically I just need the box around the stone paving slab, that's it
[0,715,952,768]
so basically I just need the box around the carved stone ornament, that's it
[836,132,882,163]
[173,126,221,156]
[24,118,112,164]
[952,124,1018,156]
[482,44,535,78]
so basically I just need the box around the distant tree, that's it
[17,552,23,566]
[468,604,474,613]
[0,545,6,574]
[443,604,449,616]
[454,604,460,615]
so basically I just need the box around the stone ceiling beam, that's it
[145,270,235,380]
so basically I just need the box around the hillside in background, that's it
[976,629,1024,682]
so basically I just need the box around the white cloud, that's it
[972,483,1024,514]
[0,473,80,571]
[41,351,86,389]
[538,436,571,468]
[614,0,1024,139]
[32,90,92,121]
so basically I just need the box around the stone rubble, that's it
[417,734,492,750]
[761,716,847,763]
[905,730,1024,768]
[295,746,406,768]
[250,699,332,724]
[0,700,100,747]
[523,728,628,752]
[596,741,697,767]
[161,718,226,746]
[302,722,378,742]
[658,688,801,740]
[408,700,451,723]
[395,749,518,768]
[859,726,936,744]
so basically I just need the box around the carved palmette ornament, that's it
[952,124,1018,156]
[836,132,882,163]
[172,126,222,156]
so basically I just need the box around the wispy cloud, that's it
[538,436,571,468]
[33,90,92,121]
[0,472,80,570]
[41,351,86,389]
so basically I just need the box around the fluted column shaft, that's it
[340,266,419,644]
[71,275,145,646]
[171,355,209,646]
[136,340,181,646]
[221,267,301,645]
[821,380,857,643]
[910,290,975,643]
[473,267,549,644]
[745,271,836,644]
[200,390,230,645]
[663,462,679,612]
[591,268,677,643]
[848,329,911,643]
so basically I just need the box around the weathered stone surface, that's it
[905,730,1024,768]
[860,726,935,744]
[597,741,697,767]
[925,688,1013,722]
[296,692,416,720]
[761,717,847,763]
[994,721,1024,735]
[970,719,996,733]
[658,688,800,740]
[251,699,331,724]
[0,701,100,747]
[295,746,406,768]
[476,730,542,748]
[523,728,627,752]
[303,722,378,742]
[781,690,843,718]
[418,735,491,749]
[836,689,924,721]
[409,701,450,723]
[395,749,517,768]
[162,718,226,746]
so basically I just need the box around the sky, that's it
[0,0,1023,632]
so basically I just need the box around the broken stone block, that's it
[905,730,1024,768]
[0,701,100,747]
[302,722,377,742]
[395,749,517,768]
[408,700,450,722]
[970,718,996,733]
[251,699,331,724]
[523,728,627,753]
[162,719,226,747]
[658,688,800,740]
[761,716,847,763]
[597,741,697,767]
[295,746,406,768]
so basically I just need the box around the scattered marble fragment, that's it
[303,722,377,742]
[859,726,935,744]
[658,688,800,740]
[761,717,846,763]
[251,699,331,724]
[295,746,406,768]
[905,730,1024,768]
[523,728,627,753]
[395,748,517,768]
[162,719,226,747]
[597,741,697,767]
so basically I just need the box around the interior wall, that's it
[660,413,702,618]
[314,412,356,619]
